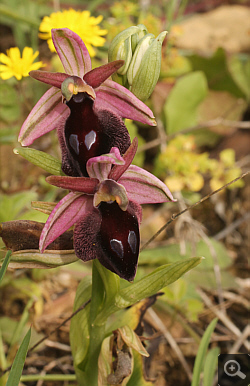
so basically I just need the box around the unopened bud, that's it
[109,25,167,101]
[127,31,167,101]
[108,26,140,76]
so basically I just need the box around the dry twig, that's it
[137,118,250,153]
[146,308,193,381]
[197,288,249,352]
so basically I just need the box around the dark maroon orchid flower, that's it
[18,28,156,177]
[39,139,175,281]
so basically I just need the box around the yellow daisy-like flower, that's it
[39,9,107,57]
[0,47,44,81]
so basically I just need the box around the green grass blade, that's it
[191,318,218,386]
[6,328,31,386]
[10,298,33,349]
[0,250,11,284]
[203,346,220,386]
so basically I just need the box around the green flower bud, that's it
[131,24,148,52]
[127,31,167,101]
[108,26,140,76]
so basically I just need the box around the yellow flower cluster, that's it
[154,135,243,193]
[39,9,107,57]
[0,47,44,81]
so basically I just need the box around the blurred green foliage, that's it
[0,1,248,383]
[164,71,208,134]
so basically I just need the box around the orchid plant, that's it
[1,27,202,385]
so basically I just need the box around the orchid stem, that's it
[84,260,106,385]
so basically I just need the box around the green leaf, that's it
[10,299,34,348]
[191,318,218,386]
[70,276,92,372]
[228,55,250,101]
[189,48,244,98]
[14,147,64,176]
[95,257,202,323]
[6,328,31,386]
[9,250,77,269]
[120,257,202,306]
[0,250,11,285]
[203,346,220,386]
[164,71,208,134]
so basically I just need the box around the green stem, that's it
[20,374,77,382]
[83,260,107,385]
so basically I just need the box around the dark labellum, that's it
[99,201,140,281]
[64,93,111,176]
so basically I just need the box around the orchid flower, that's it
[39,138,175,281]
[19,28,156,177]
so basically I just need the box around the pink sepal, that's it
[52,28,92,78]
[119,165,177,204]
[29,70,68,88]
[95,80,156,126]
[18,87,70,146]
[83,60,124,88]
[46,175,99,193]
[39,192,92,252]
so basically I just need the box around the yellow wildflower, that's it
[39,9,107,57]
[0,47,44,81]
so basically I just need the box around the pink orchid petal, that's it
[119,165,176,205]
[109,138,138,181]
[46,175,98,193]
[19,87,70,146]
[29,70,68,88]
[52,28,91,78]
[95,80,156,126]
[86,147,125,181]
[83,60,124,88]
[39,192,92,252]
